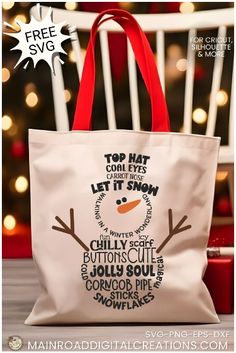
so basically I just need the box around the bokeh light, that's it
[2,2,14,10]
[25,92,38,108]
[216,90,228,106]
[3,215,16,230]
[2,115,13,131]
[176,58,188,71]
[65,2,78,11]
[69,49,76,62]
[15,176,29,193]
[179,2,195,14]
[216,171,228,182]
[14,14,27,23]
[64,89,72,103]
[10,13,27,30]
[2,68,10,83]
[192,108,207,124]
[119,2,135,10]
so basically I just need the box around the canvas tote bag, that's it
[26,9,220,325]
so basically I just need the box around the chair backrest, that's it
[30,6,234,164]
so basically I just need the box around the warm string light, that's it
[216,90,228,106]
[3,215,16,231]
[14,14,27,23]
[176,58,188,72]
[216,171,228,182]
[15,176,28,193]
[2,115,13,131]
[69,49,76,62]
[10,13,27,30]
[64,89,72,103]
[65,2,78,11]
[192,108,207,124]
[25,92,38,108]
[69,48,86,63]
[119,2,135,10]
[2,68,11,82]
[2,2,15,10]
[24,83,39,108]
[179,2,195,14]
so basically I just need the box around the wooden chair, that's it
[30,6,234,223]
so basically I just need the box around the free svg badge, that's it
[4,3,70,72]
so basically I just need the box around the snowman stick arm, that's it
[52,208,89,251]
[156,209,192,253]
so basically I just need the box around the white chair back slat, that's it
[156,30,165,93]
[69,27,84,81]
[34,6,234,32]
[51,56,69,131]
[99,30,117,130]
[127,40,141,131]
[183,28,197,134]
[206,26,227,136]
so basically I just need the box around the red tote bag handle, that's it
[72,9,170,132]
